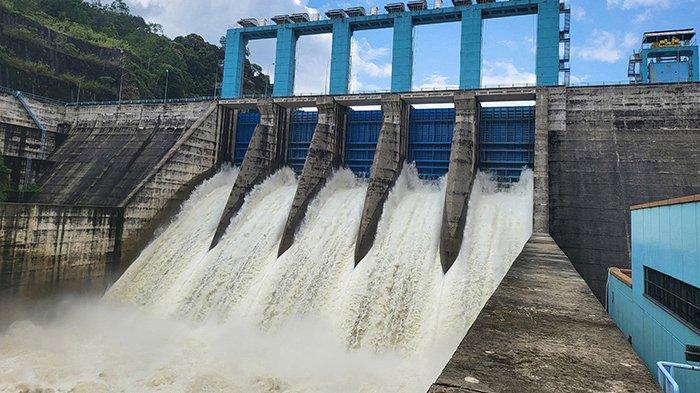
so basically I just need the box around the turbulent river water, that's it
[0,164,533,393]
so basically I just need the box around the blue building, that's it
[607,195,700,392]
[628,29,700,84]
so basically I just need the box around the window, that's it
[644,267,700,331]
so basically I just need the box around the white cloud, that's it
[349,38,392,92]
[572,6,586,21]
[633,10,652,23]
[416,74,458,90]
[294,34,332,95]
[125,0,309,43]
[574,29,637,63]
[606,0,670,9]
[481,61,536,87]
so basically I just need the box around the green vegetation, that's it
[0,0,272,101]
[0,157,10,202]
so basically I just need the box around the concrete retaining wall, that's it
[0,203,122,297]
[0,92,69,197]
[1,100,221,296]
[549,83,700,302]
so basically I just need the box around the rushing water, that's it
[0,164,533,393]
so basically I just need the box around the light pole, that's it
[164,68,170,104]
[118,49,125,104]
[76,77,84,108]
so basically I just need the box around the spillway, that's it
[0,165,533,393]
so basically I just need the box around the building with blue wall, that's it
[607,195,700,392]
[628,29,699,84]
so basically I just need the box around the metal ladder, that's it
[559,1,571,85]
[628,51,642,83]
[13,90,48,190]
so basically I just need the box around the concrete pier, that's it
[278,97,346,256]
[354,95,408,265]
[439,92,478,273]
[429,235,658,392]
[210,99,288,248]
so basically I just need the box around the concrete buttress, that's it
[354,95,408,265]
[210,99,288,248]
[439,91,478,273]
[278,97,347,256]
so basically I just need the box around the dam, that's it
[0,0,699,392]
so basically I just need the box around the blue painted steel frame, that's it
[409,108,454,177]
[640,46,699,83]
[221,0,561,98]
[345,110,382,175]
[478,106,535,182]
[287,111,318,173]
[234,111,260,165]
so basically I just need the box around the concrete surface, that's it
[549,83,700,302]
[354,95,408,264]
[0,203,122,298]
[210,99,289,248]
[278,97,346,256]
[33,101,215,206]
[429,235,659,393]
[439,91,478,272]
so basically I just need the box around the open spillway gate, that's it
[216,89,539,271]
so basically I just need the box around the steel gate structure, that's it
[344,110,382,176]
[408,108,454,178]
[478,106,535,182]
[234,111,260,165]
[287,111,318,173]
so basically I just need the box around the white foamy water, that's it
[0,165,533,393]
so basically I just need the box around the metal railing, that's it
[0,85,65,106]
[66,95,218,107]
[657,361,700,393]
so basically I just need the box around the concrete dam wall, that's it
[548,83,700,301]
[1,96,221,296]
[1,83,698,304]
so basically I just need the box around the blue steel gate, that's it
[234,111,259,165]
[287,111,318,173]
[345,110,382,176]
[478,106,535,182]
[408,108,454,178]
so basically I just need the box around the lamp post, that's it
[118,49,125,104]
[163,68,170,104]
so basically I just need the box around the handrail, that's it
[657,361,700,393]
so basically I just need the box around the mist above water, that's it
[0,165,533,393]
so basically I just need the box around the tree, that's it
[108,0,128,14]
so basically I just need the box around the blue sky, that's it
[126,0,699,94]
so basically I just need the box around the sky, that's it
[124,0,700,94]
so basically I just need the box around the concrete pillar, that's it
[278,97,347,256]
[273,26,298,97]
[391,15,414,93]
[533,89,550,234]
[221,30,247,99]
[329,21,352,95]
[439,91,478,273]
[210,99,288,248]
[354,95,409,264]
[459,9,482,90]
[536,0,561,86]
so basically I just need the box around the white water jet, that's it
[0,165,533,393]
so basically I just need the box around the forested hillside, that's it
[0,0,272,101]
